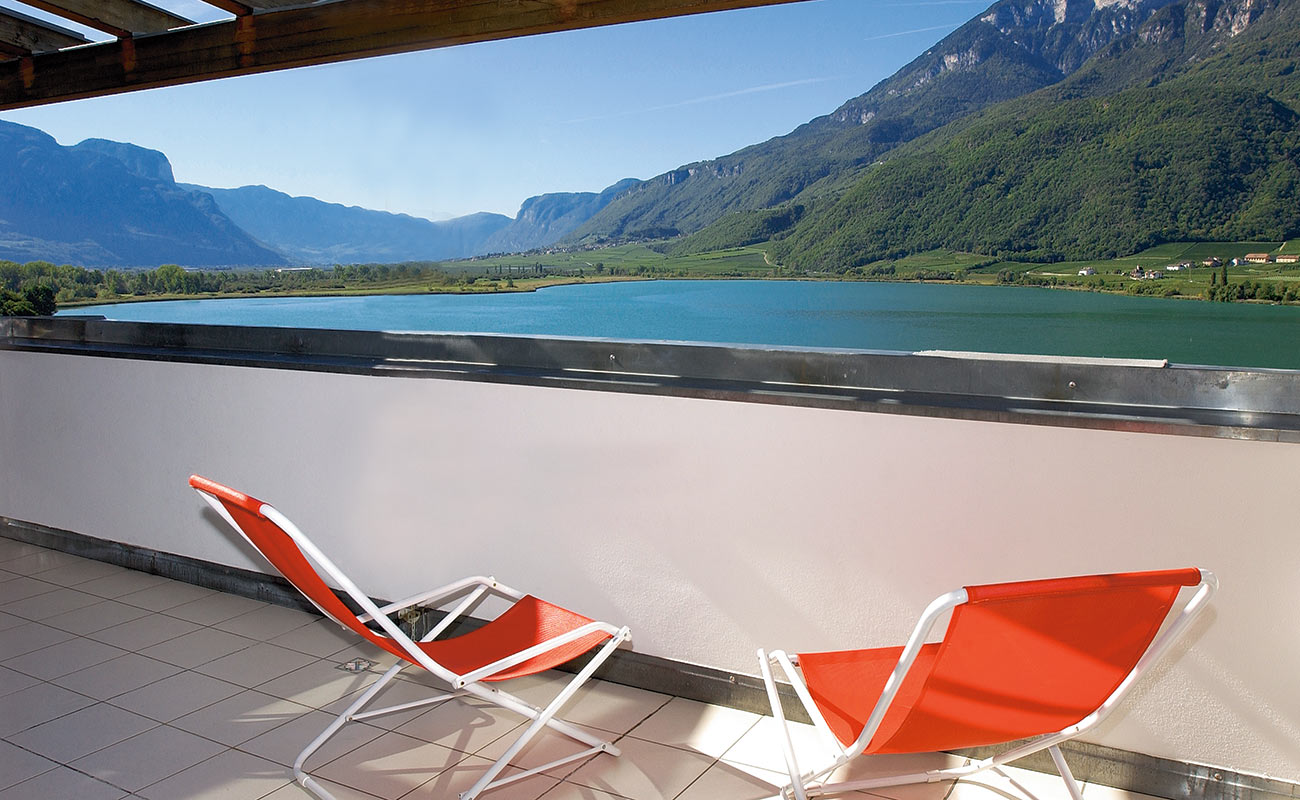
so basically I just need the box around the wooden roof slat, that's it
[1,0,810,109]
[0,7,90,55]
[198,0,254,17]
[20,0,193,37]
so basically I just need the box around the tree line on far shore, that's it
[0,260,468,314]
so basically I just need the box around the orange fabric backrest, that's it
[865,568,1201,754]
[189,475,413,664]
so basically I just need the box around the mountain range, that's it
[0,123,639,267]
[1,0,1295,269]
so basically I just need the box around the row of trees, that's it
[0,260,471,313]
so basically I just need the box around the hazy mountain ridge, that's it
[0,118,639,266]
[481,178,641,254]
[566,0,1183,245]
[186,184,513,265]
[0,122,284,267]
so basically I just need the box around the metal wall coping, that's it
[4,315,1300,442]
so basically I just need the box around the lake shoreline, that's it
[57,271,1299,311]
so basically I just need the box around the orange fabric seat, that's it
[798,569,1201,754]
[415,594,610,681]
[188,475,610,680]
[760,568,1215,800]
[188,474,630,800]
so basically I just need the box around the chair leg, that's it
[457,627,631,800]
[293,661,406,800]
[1048,745,1085,800]
[757,649,811,800]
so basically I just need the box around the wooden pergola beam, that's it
[20,0,193,37]
[0,8,90,56]
[0,0,812,110]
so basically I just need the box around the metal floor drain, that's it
[336,657,376,673]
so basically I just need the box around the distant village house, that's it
[1078,267,1096,276]
[1203,257,1222,268]
[1245,253,1273,264]
[1276,254,1299,264]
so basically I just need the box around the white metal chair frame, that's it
[196,489,632,800]
[757,569,1217,800]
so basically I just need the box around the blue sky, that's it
[0,0,990,220]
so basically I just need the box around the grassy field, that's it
[57,241,1300,308]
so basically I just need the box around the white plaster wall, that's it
[2,348,1297,780]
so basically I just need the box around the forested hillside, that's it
[567,0,1181,245]
[700,0,1300,268]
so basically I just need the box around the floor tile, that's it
[394,695,527,754]
[108,669,244,722]
[719,715,841,775]
[87,612,201,651]
[52,652,182,701]
[2,636,128,680]
[0,611,25,632]
[0,620,74,659]
[194,641,318,688]
[71,724,228,792]
[0,765,129,800]
[255,659,386,710]
[0,586,101,621]
[0,540,45,562]
[538,782,630,799]
[31,559,125,587]
[0,681,96,737]
[42,599,152,636]
[238,708,385,769]
[215,604,317,640]
[674,760,787,800]
[7,702,157,762]
[566,735,714,800]
[77,569,171,600]
[627,696,760,758]
[503,674,672,736]
[2,550,82,576]
[172,689,313,746]
[138,626,257,669]
[412,755,562,800]
[118,579,216,612]
[312,730,468,799]
[475,722,612,778]
[135,749,291,800]
[319,669,451,730]
[165,591,267,625]
[0,577,59,605]
[261,775,386,799]
[816,753,967,800]
[270,618,359,658]
[0,739,57,791]
[0,665,41,699]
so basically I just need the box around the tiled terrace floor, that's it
[0,537,1159,800]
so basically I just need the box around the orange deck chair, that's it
[758,568,1216,800]
[190,475,631,800]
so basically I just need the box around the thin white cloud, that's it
[864,23,961,41]
[560,78,832,125]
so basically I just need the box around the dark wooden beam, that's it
[20,0,193,37]
[197,0,254,17]
[0,8,90,56]
[0,0,812,109]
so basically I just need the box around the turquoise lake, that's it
[63,280,1300,369]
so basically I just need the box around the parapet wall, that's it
[3,317,1298,787]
